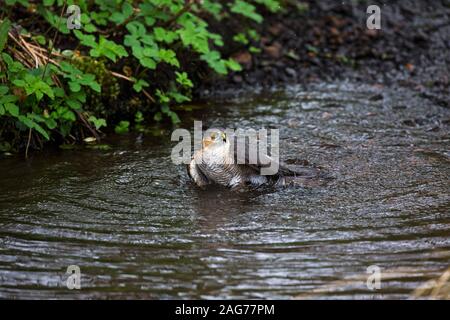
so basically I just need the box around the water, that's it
[0,83,449,299]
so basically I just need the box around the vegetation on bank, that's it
[0,0,281,155]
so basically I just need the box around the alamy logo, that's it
[366,5,381,30]
[171,121,280,175]
[366,265,381,290]
[66,265,81,290]
[67,5,81,30]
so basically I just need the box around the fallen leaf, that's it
[83,137,97,143]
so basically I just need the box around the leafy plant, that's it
[0,0,281,153]
[115,120,130,134]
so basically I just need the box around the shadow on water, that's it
[0,82,449,299]
[190,187,259,231]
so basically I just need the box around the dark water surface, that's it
[1,83,449,299]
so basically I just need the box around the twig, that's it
[25,128,32,159]
[32,48,60,66]
[110,71,155,102]
[12,49,34,68]
[52,74,63,88]
[142,89,156,103]
[110,71,133,81]
[75,110,100,141]
[20,37,40,68]
[28,42,63,57]
[42,2,66,79]
[8,31,37,67]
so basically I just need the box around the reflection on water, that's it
[0,83,449,299]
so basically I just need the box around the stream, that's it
[0,82,449,299]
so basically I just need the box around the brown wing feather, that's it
[229,133,321,178]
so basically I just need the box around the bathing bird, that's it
[187,128,320,189]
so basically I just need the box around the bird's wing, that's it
[228,133,278,176]
[229,133,320,177]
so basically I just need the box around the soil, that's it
[198,0,450,108]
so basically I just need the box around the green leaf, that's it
[169,91,190,103]
[88,116,107,130]
[156,90,170,103]
[126,21,146,36]
[254,0,281,12]
[0,85,8,95]
[5,103,19,117]
[249,46,261,53]
[38,6,69,34]
[202,0,223,19]
[33,35,46,45]
[158,49,179,68]
[169,111,180,124]
[0,18,11,53]
[0,94,17,104]
[142,47,159,58]
[154,27,178,44]
[247,29,260,41]
[18,115,50,140]
[110,2,134,24]
[200,50,227,74]
[56,106,76,122]
[17,73,55,101]
[63,111,76,122]
[90,37,128,62]
[84,23,97,33]
[115,120,129,134]
[91,12,109,26]
[177,21,210,54]
[28,113,45,123]
[306,44,319,54]
[74,30,97,47]
[66,99,82,110]
[33,122,50,140]
[43,0,55,6]
[18,115,34,128]
[59,62,101,93]
[135,111,144,123]
[12,79,26,87]
[140,57,157,69]
[69,81,81,92]
[233,33,248,45]
[87,78,101,93]
[225,58,242,72]
[175,71,193,88]
[1,53,25,72]
[132,79,149,92]
[71,90,86,103]
[230,0,263,23]
[153,112,162,122]
[45,118,57,130]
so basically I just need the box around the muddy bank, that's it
[200,0,450,107]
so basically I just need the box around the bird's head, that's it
[202,129,227,149]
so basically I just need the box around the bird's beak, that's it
[221,132,226,142]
